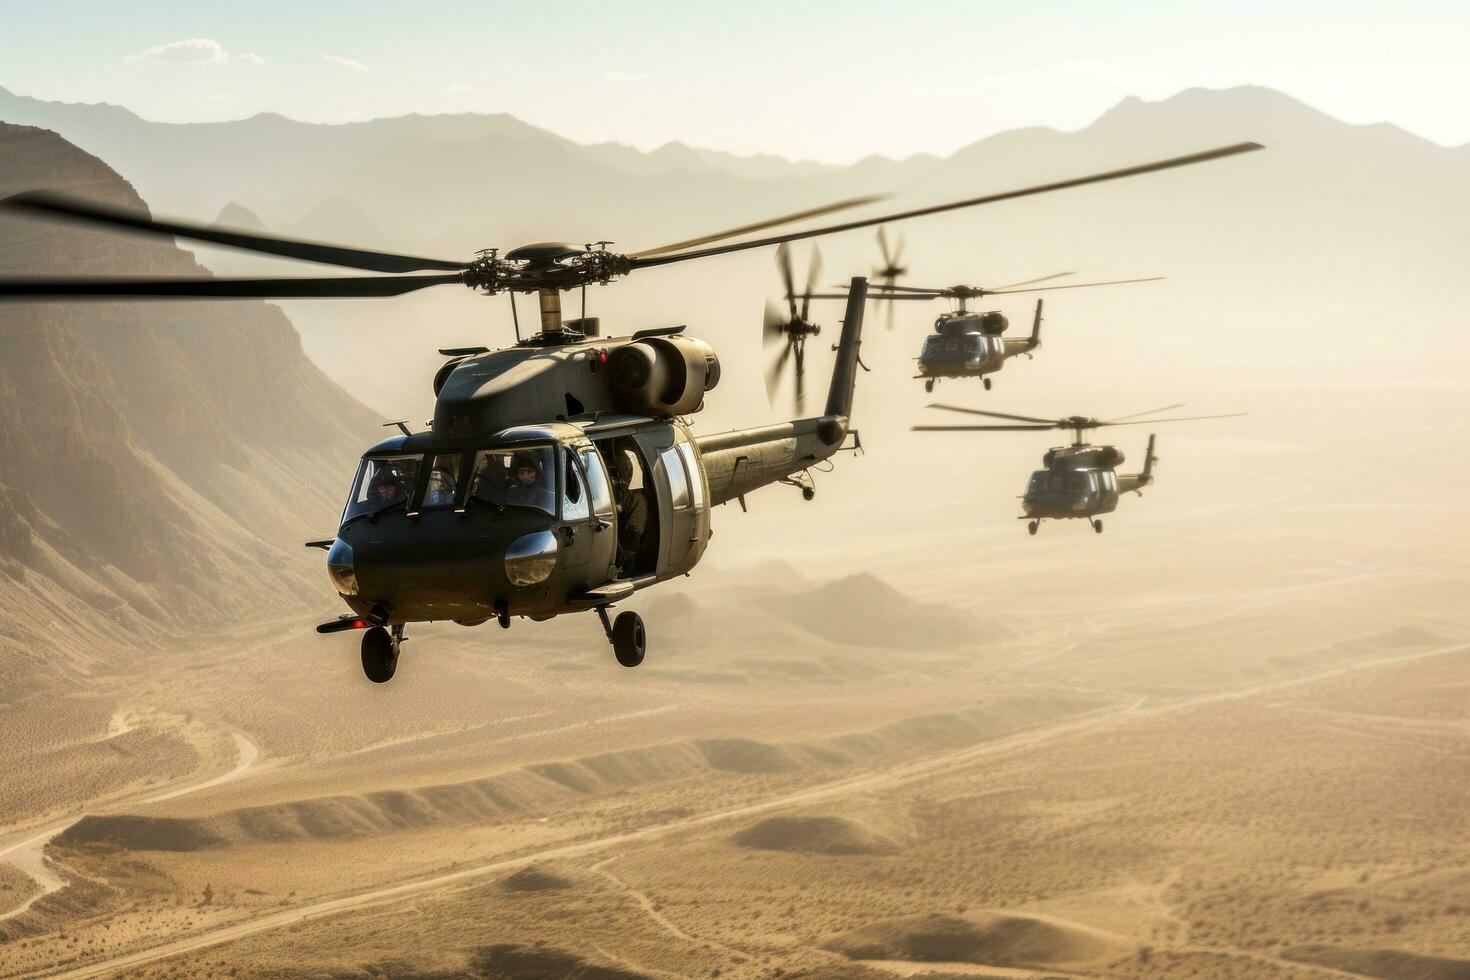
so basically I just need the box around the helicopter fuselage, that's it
[1020,442,1152,524]
[915,308,1039,385]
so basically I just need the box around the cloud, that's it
[237,52,266,66]
[126,38,232,65]
[602,70,648,85]
[324,54,370,72]
[444,82,474,95]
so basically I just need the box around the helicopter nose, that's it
[326,539,358,597]
[332,515,561,622]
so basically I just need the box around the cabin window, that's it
[1026,471,1048,495]
[343,455,422,524]
[676,439,703,508]
[469,445,556,515]
[422,453,464,509]
[561,448,590,522]
[945,338,959,352]
[578,446,616,519]
[964,336,982,354]
[660,445,691,510]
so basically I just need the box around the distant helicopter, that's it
[831,274,1163,393]
[914,404,1245,534]
[1,141,1261,678]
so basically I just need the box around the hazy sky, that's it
[1,0,1465,163]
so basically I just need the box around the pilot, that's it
[371,470,407,505]
[611,449,648,574]
[502,451,555,513]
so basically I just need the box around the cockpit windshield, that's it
[1025,469,1097,496]
[470,445,556,515]
[343,455,421,525]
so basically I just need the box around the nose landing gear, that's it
[597,606,646,668]
[361,624,403,683]
[983,377,992,391]
[1092,519,1104,534]
[1027,520,1039,536]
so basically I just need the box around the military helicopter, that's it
[0,140,1261,679]
[813,274,1163,393]
[915,404,1244,534]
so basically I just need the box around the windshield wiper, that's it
[341,497,408,529]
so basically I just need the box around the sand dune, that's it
[1282,945,1470,980]
[730,815,899,855]
[53,692,1100,855]
[823,911,1132,969]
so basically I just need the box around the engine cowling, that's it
[980,312,1009,335]
[608,336,721,416]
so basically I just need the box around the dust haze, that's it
[1,81,1467,979]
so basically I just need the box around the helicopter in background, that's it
[817,274,1164,393]
[914,404,1245,534]
[1,140,1262,679]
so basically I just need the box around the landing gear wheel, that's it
[983,377,992,391]
[924,379,935,393]
[361,626,398,683]
[1027,520,1039,536]
[612,611,646,668]
[1092,519,1104,534]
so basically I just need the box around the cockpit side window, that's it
[422,453,464,509]
[343,455,422,525]
[470,445,556,515]
[660,444,692,510]
[577,446,616,520]
[562,447,590,522]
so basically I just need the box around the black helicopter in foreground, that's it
[0,141,1261,679]
[915,405,1245,534]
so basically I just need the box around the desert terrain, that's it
[2,86,1468,979]
[1,376,1467,979]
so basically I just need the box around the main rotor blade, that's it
[925,404,1060,425]
[986,275,1164,295]
[630,142,1264,270]
[0,273,464,300]
[764,342,793,404]
[864,282,948,294]
[805,291,933,301]
[1104,404,1186,423]
[776,243,798,321]
[912,424,1056,432]
[630,194,888,258]
[1098,412,1247,427]
[800,244,823,322]
[990,271,1076,290]
[2,192,467,273]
